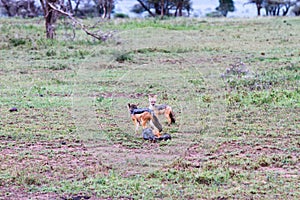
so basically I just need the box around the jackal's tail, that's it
[170,111,176,124]
[150,113,163,132]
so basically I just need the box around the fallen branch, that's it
[47,2,113,41]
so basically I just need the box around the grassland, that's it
[0,17,299,199]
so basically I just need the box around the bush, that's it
[114,13,129,19]
[9,38,27,46]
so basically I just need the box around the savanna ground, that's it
[0,17,299,199]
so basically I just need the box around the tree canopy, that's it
[216,0,235,17]
[132,0,192,17]
[245,0,298,16]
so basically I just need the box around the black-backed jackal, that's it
[127,103,163,136]
[148,94,175,126]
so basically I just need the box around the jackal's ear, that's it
[127,103,130,107]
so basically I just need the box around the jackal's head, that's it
[148,94,157,106]
[128,103,138,112]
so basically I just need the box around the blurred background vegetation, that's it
[1,0,300,19]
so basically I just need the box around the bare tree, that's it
[39,0,58,39]
[39,0,113,40]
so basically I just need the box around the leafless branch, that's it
[47,2,112,41]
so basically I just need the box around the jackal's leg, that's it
[132,119,139,134]
[164,112,172,125]
[135,123,139,133]
[141,119,148,129]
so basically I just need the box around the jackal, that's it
[148,94,175,125]
[127,103,162,136]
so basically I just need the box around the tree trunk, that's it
[175,2,183,17]
[40,0,57,39]
[108,0,113,19]
[67,0,73,14]
[46,2,55,39]
[276,5,280,16]
[74,0,81,16]
[256,3,261,16]
[178,1,183,16]
[282,5,290,16]
[161,0,164,18]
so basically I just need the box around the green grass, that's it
[0,17,299,199]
